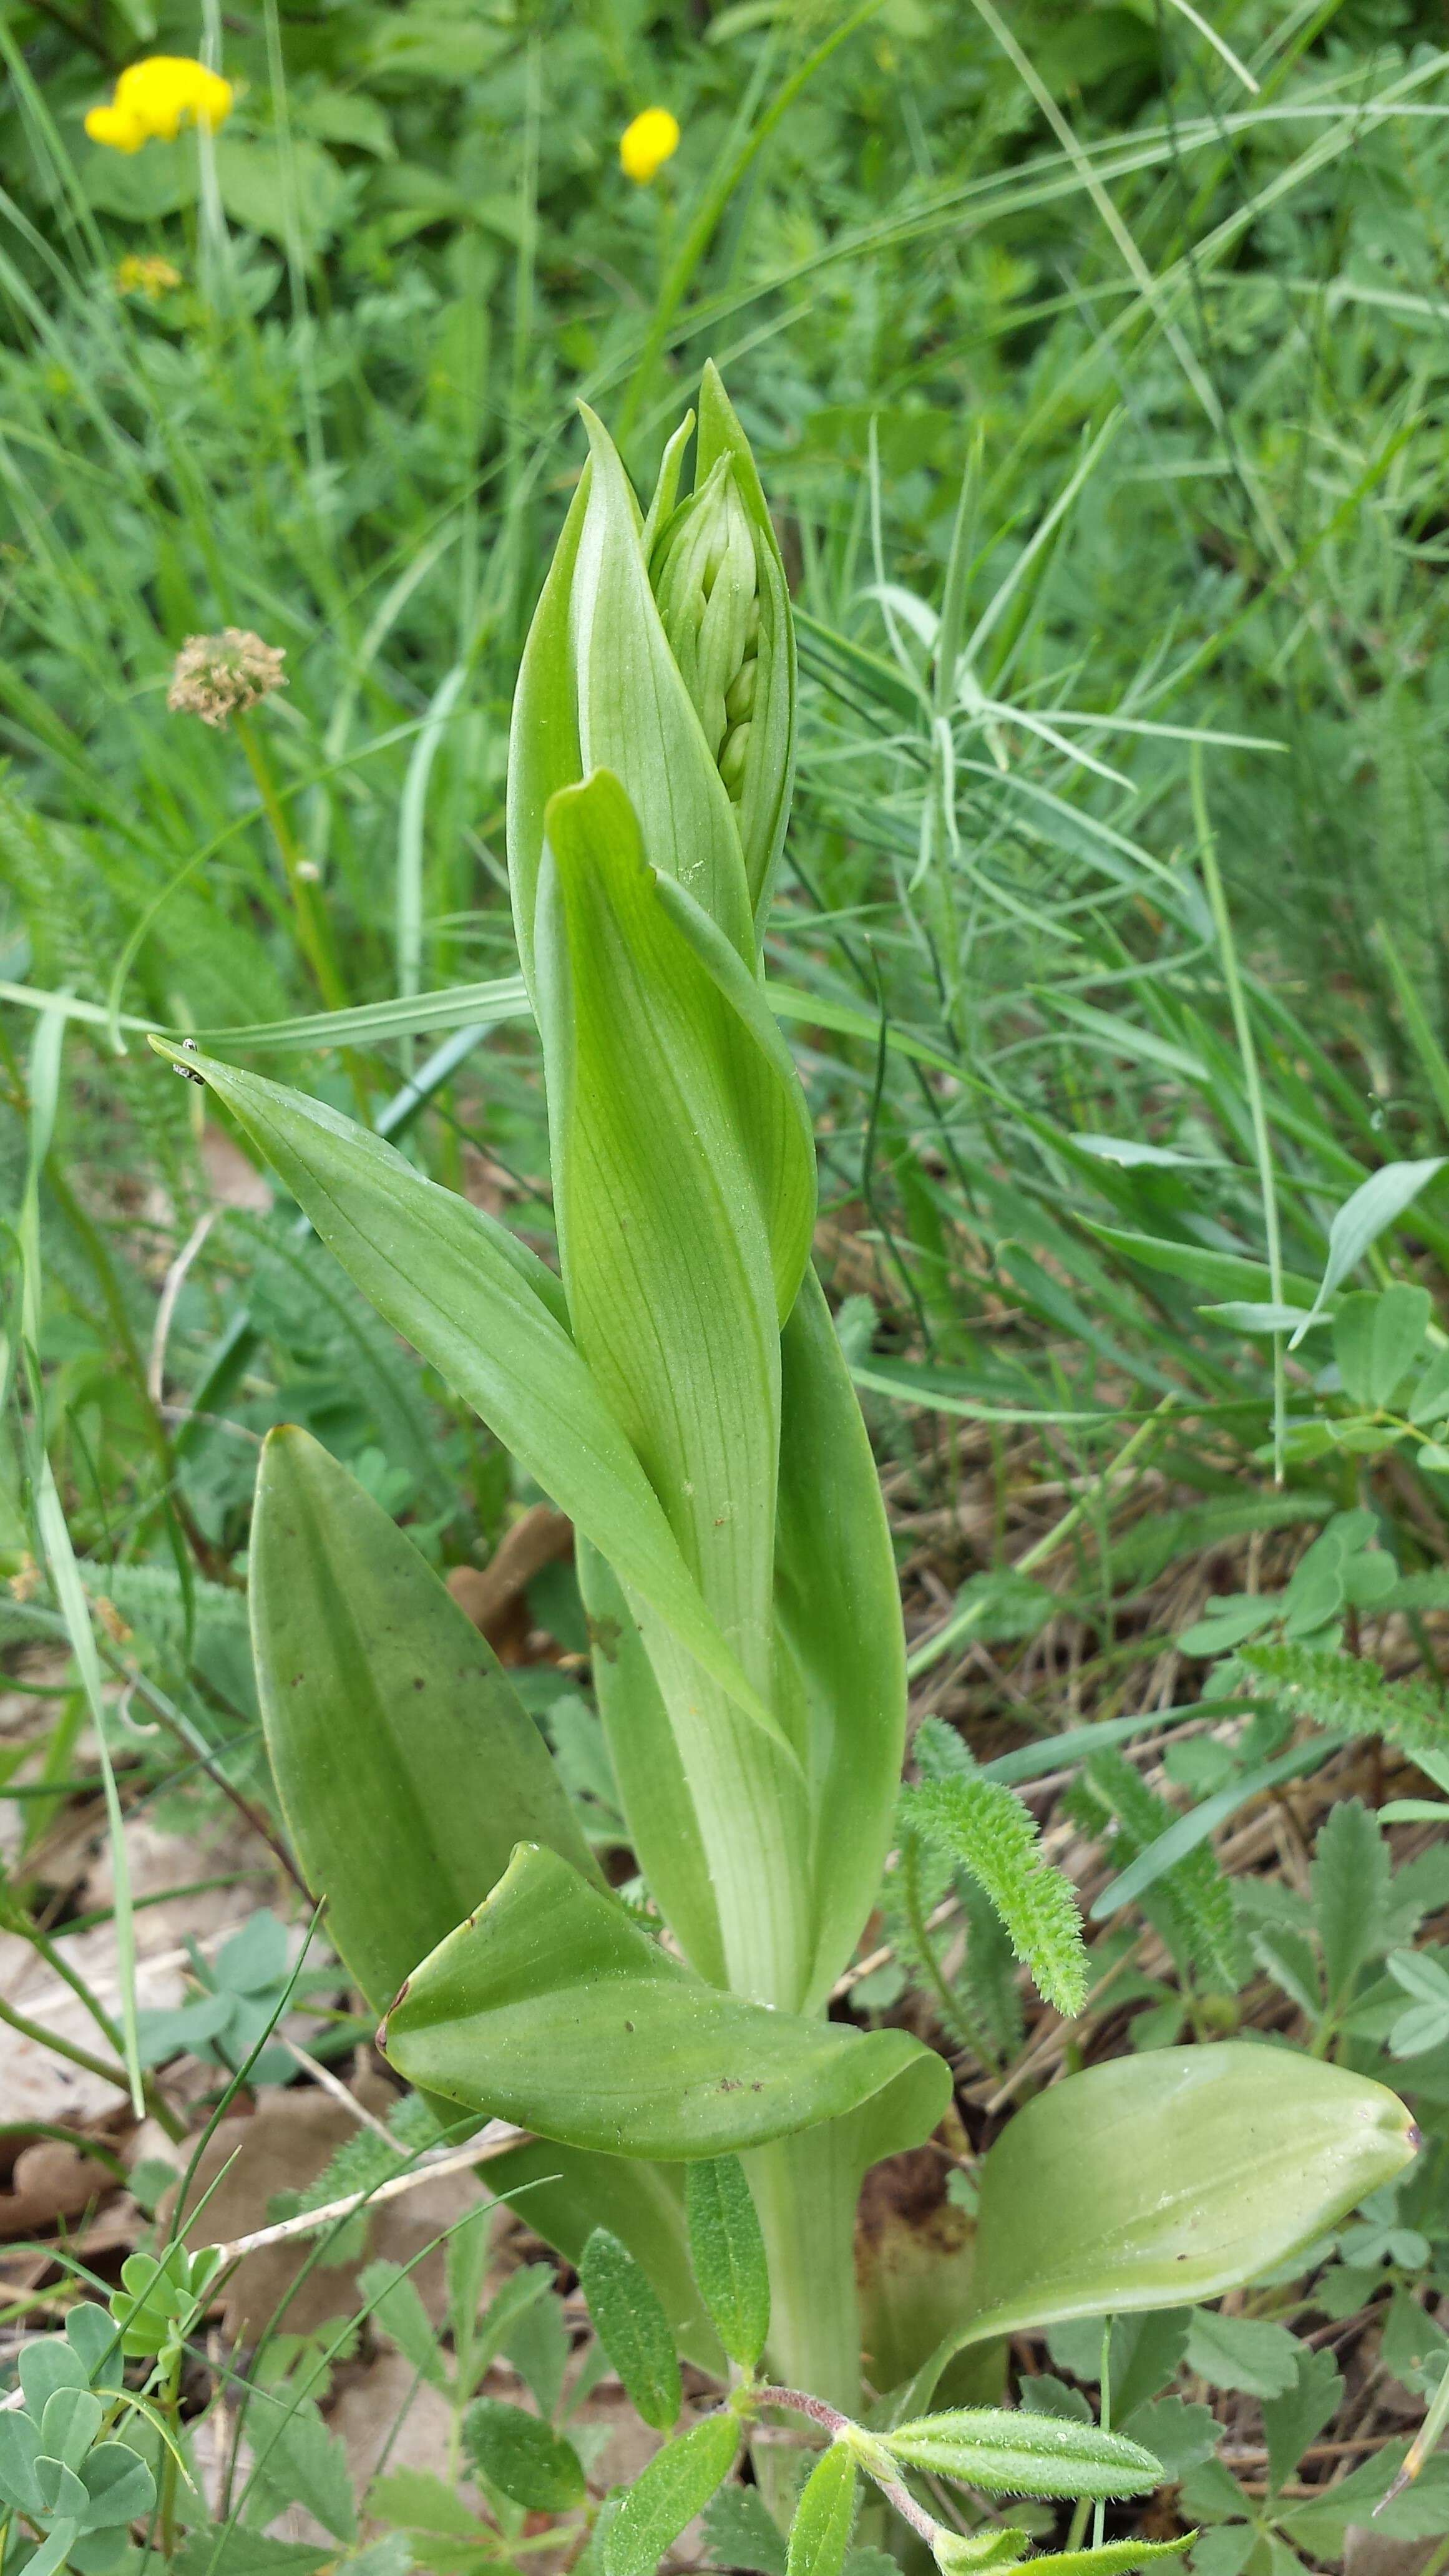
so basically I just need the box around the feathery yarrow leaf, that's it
[1241,1641,1449,1759]
[901,1770,1088,2017]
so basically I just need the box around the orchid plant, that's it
[154,371,1414,2570]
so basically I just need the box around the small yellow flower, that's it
[620,107,680,185]
[117,253,183,299]
[85,56,233,154]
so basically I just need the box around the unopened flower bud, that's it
[718,720,751,797]
[651,454,758,766]
[646,371,795,919]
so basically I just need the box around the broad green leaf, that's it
[77,2444,156,2532]
[463,2401,585,2511]
[579,2230,682,2432]
[251,1425,600,2015]
[39,2387,100,2471]
[604,2414,741,2576]
[149,1040,783,1756]
[1183,2310,1300,2400]
[381,1842,944,2158]
[685,2158,770,2369]
[881,2408,1161,2498]
[1334,1286,1432,1410]
[955,2046,1415,2359]
[786,2444,856,2576]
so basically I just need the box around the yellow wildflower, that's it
[620,107,680,185]
[85,56,233,154]
[117,253,182,299]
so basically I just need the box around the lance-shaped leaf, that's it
[508,399,754,990]
[538,777,812,1632]
[578,2228,682,2432]
[250,1425,601,2013]
[882,2409,1161,2499]
[777,1271,907,2008]
[685,2158,769,2370]
[577,1542,728,1986]
[900,2044,1415,2406]
[484,2139,721,2370]
[147,1039,788,1762]
[380,1842,945,2159]
[537,768,816,1991]
[605,2414,741,2576]
[786,2445,856,2576]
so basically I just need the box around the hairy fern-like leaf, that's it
[900,1767,1088,2017]
[1241,1641,1449,1759]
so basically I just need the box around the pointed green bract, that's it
[379,1842,945,2159]
[689,361,797,925]
[510,401,753,978]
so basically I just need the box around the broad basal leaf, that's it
[251,1424,600,2014]
[380,1842,944,2158]
[906,2044,1414,2403]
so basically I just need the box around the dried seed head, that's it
[167,628,286,729]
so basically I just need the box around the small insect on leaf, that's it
[578,2228,682,2432]
[685,2156,770,2368]
[881,2409,1163,2500]
[463,2399,586,2512]
[786,2443,857,2576]
[604,2413,741,2576]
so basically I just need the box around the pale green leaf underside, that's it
[904,2044,1415,2408]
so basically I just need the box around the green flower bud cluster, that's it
[643,369,796,929]
[650,454,761,798]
